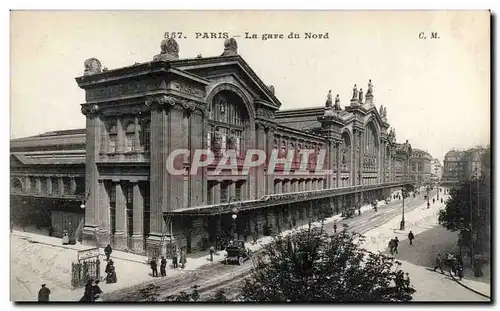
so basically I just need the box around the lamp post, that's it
[231,204,240,241]
[426,184,431,209]
[400,186,405,230]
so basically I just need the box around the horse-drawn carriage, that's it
[224,240,252,265]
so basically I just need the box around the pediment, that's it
[172,55,282,110]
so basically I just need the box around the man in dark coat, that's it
[38,284,51,302]
[80,280,93,302]
[104,244,112,261]
[393,237,399,254]
[433,254,444,274]
[92,280,103,301]
[408,231,415,246]
[150,257,159,277]
[160,256,167,277]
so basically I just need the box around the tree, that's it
[438,175,490,262]
[239,228,416,302]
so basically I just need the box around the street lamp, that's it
[231,204,240,241]
[400,187,406,230]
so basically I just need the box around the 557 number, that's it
[164,32,184,39]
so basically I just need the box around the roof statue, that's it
[83,58,102,76]
[334,94,341,110]
[325,90,333,108]
[352,84,358,100]
[379,104,384,115]
[221,37,238,56]
[383,107,387,119]
[268,85,275,95]
[153,38,180,61]
[358,88,364,103]
[367,79,373,95]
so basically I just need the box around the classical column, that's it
[336,142,341,188]
[327,139,335,188]
[214,181,221,204]
[114,182,127,250]
[116,118,125,153]
[58,177,64,195]
[131,182,145,253]
[190,109,204,208]
[147,100,169,257]
[229,181,236,199]
[97,181,110,246]
[47,178,52,195]
[351,130,357,186]
[82,106,101,246]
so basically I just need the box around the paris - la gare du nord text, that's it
[165,148,332,177]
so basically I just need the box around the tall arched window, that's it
[208,92,246,156]
[125,122,136,152]
[108,124,117,153]
[341,133,351,168]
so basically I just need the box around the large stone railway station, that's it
[10,38,414,257]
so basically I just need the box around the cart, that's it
[224,240,251,265]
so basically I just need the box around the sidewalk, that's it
[450,264,491,298]
[11,231,148,265]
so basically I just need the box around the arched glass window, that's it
[125,122,136,152]
[108,124,117,153]
[208,92,246,156]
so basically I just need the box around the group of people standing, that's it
[149,248,187,277]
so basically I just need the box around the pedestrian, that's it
[433,198,435,204]
[92,280,103,302]
[393,237,399,254]
[408,231,415,246]
[172,250,178,269]
[106,262,117,284]
[433,253,444,274]
[180,249,187,269]
[104,244,112,261]
[80,279,93,302]
[150,257,159,277]
[38,284,51,302]
[333,222,337,233]
[388,239,395,255]
[209,245,215,262]
[441,198,443,203]
[160,256,167,277]
[457,263,464,280]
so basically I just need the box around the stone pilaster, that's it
[266,126,275,195]
[328,140,335,188]
[134,115,141,152]
[58,177,64,195]
[358,130,364,186]
[214,182,221,204]
[335,142,341,188]
[190,110,204,207]
[255,122,266,199]
[169,107,185,212]
[82,106,101,246]
[114,183,127,250]
[131,182,145,253]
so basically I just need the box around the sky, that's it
[10,10,490,162]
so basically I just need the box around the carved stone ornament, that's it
[153,38,180,61]
[83,58,102,76]
[367,79,373,95]
[221,38,238,56]
[325,90,333,108]
[334,94,341,110]
[352,84,358,100]
[268,85,275,94]
[81,104,99,116]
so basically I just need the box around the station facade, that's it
[11,38,413,256]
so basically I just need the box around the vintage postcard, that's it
[9,10,491,302]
